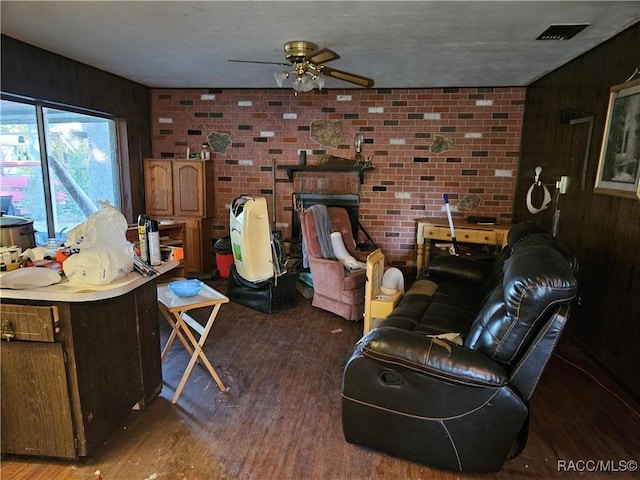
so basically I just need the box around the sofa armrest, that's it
[360,327,508,387]
[423,255,492,285]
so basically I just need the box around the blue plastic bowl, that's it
[168,279,204,297]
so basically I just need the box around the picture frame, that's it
[594,78,640,199]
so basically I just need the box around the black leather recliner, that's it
[341,228,578,473]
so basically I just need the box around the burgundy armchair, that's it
[299,206,367,321]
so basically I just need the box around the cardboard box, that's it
[161,246,184,261]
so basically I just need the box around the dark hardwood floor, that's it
[2,277,639,479]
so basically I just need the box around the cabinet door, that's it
[173,161,204,217]
[144,160,174,216]
[181,218,202,273]
[180,217,213,274]
[1,342,77,458]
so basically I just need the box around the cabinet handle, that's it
[1,321,15,341]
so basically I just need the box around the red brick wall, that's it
[151,87,525,266]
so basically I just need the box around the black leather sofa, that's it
[341,223,579,473]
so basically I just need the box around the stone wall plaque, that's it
[430,134,454,153]
[310,120,342,148]
[459,194,482,211]
[208,131,232,154]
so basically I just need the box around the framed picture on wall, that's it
[594,78,640,199]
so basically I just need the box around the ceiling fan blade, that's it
[228,59,290,66]
[321,66,375,88]
[308,48,340,64]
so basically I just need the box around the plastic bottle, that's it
[44,238,59,259]
[201,143,210,160]
[138,214,149,263]
[147,219,161,266]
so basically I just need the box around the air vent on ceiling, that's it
[536,24,589,40]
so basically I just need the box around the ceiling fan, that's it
[228,41,375,91]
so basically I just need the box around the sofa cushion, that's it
[379,290,478,336]
[421,222,546,295]
[516,232,579,273]
[505,222,545,249]
[465,245,577,363]
[412,301,478,336]
[424,255,492,285]
[379,294,430,330]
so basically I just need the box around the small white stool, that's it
[157,282,229,403]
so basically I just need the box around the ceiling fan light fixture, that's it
[284,40,318,62]
[274,71,288,88]
[293,79,310,92]
[275,62,325,93]
[292,73,317,92]
[243,40,373,92]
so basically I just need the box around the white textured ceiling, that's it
[2,1,639,89]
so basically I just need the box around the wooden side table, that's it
[415,218,510,272]
[157,283,229,403]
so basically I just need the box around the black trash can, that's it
[214,236,234,278]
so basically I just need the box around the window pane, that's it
[1,98,121,245]
[43,107,120,242]
[0,100,49,241]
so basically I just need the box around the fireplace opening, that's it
[291,192,375,249]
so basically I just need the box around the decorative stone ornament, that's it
[310,120,342,148]
[208,131,232,154]
[430,134,454,153]
[459,194,482,211]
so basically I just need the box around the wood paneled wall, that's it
[515,24,640,397]
[0,35,152,222]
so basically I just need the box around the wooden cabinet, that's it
[127,222,186,277]
[0,280,162,458]
[179,217,212,274]
[144,159,214,274]
[1,341,76,458]
[1,305,76,458]
[144,159,214,218]
[144,159,174,216]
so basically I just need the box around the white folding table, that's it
[157,283,229,403]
